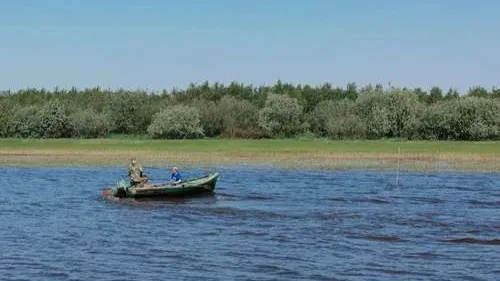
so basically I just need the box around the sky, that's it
[0,0,499,93]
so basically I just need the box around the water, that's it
[1,166,499,281]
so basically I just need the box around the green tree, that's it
[217,96,261,138]
[7,105,42,138]
[0,99,18,137]
[428,86,443,104]
[445,88,459,100]
[37,99,72,138]
[356,90,391,138]
[69,109,112,138]
[191,99,223,137]
[257,93,304,137]
[467,86,489,98]
[309,99,365,139]
[147,105,204,139]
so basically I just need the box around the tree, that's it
[257,94,304,137]
[147,105,204,139]
[37,99,72,138]
[309,99,365,139]
[69,109,112,138]
[428,86,443,104]
[445,88,459,100]
[467,86,489,98]
[217,96,261,138]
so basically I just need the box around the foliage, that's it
[191,99,223,137]
[0,81,499,140]
[37,100,72,138]
[69,110,112,138]
[0,98,19,137]
[257,93,304,137]
[309,99,366,139]
[147,105,204,139]
[217,96,262,138]
[7,105,42,138]
[417,97,500,140]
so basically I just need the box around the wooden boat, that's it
[108,172,220,199]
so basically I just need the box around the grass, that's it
[1,137,499,172]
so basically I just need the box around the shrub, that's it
[356,91,391,139]
[191,99,223,137]
[257,93,304,137]
[356,88,422,139]
[0,99,18,137]
[417,97,500,140]
[217,96,262,138]
[7,105,42,138]
[69,109,112,138]
[309,99,366,139]
[147,105,204,139]
[37,99,72,138]
[386,89,422,139]
[106,91,155,134]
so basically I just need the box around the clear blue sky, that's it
[0,0,498,93]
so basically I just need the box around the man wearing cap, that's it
[128,158,148,186]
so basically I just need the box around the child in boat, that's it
[170,167,182,184]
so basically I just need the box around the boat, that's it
[109,172,220,199]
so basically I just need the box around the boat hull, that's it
[111,172,219,199]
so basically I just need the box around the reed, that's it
[1,138,499,172]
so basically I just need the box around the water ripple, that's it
[0,166,499,281]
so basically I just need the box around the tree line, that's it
[0,81,499,140]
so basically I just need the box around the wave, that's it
[442,237,500,245]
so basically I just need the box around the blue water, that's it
[1,166,499,281]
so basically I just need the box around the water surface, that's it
[1,166,499,281]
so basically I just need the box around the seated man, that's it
[128,158,148,186]
[169,167,182,184]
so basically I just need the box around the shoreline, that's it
[1,138,499,172]
[1,149,499,173]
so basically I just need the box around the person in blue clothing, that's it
[170,167,182,184]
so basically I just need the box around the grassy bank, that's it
[1,138,499,172]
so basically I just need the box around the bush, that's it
[356,89,422,139]
[37,99,72,138]
[69,110,112,138]
[0,99,18,137]
[386,89,422,139]
[309,99,366,139]
[1,82,500,141]
[7,105,42,138]
[311,99,367,139]
[217,96,262,138]
[356,91,391,139]
[257,93,304,137]
[106,91,155,134]
[417,97,500,140]
[147,105,204,139]
[191,99,223,137]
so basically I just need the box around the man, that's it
[128,158,148,186]
[170,167,182,184]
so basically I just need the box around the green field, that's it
[1,138,499,171]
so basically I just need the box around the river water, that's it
[0,166,499,281]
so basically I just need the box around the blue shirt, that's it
[170,172,182,182]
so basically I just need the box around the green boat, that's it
[110,172,220,199]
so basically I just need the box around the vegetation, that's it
[1,138,499,171]
[1,81,500,140]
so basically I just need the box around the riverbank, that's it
[1,138,499,172]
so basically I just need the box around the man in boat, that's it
[128,158,148,186]
[169,167,182,185]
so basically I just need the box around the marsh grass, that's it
[1,138,499,172]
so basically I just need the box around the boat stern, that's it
[112,179,129,198]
